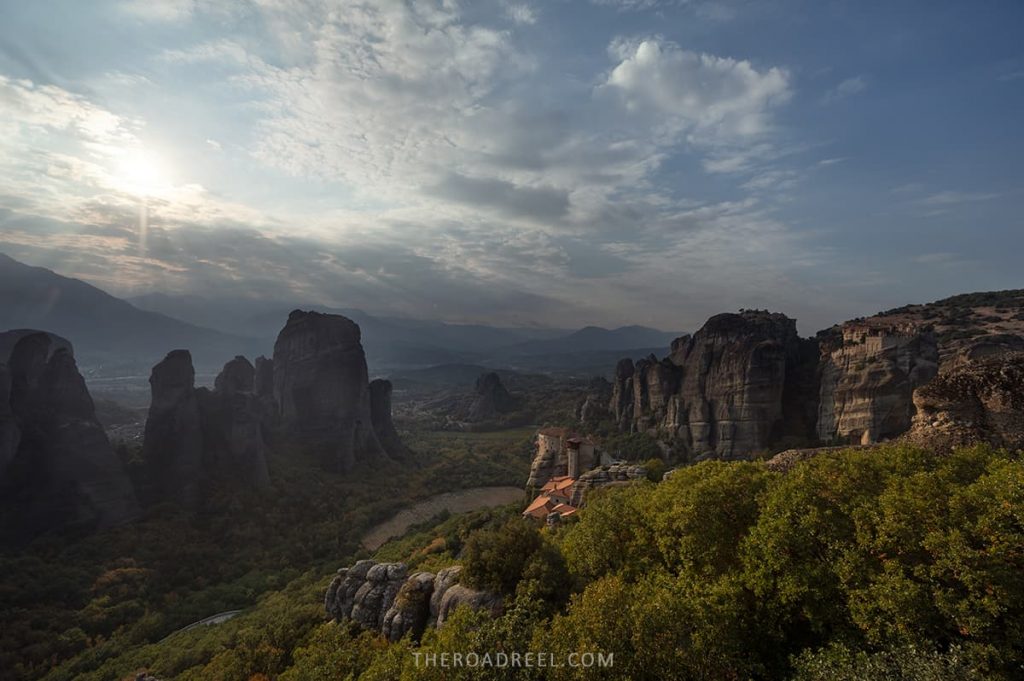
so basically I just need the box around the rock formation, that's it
[272,310,400,471]
[325,561,501,642]
[467,372,515,421]
[569,463,647,507]
[369,378,410,462]
[577,376,612,424]
[142,351,270,507]
[907,354,1024,451]
[816,322,938,444]
[204,356,272,489]
[214,355,255,394]
[0,330,138,541]
[0,362,18,474]
[526,427,597,489]
[142,350,205,506]
[610,311,816,459]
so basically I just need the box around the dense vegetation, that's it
[5,440,1022,680]
[0,428,534,680]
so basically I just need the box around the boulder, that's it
[272,310,395,471]
[429,565,464,624]
[0,331,138,541]
[382,571,436,642]
[435,584,503,627]
[907,354,1024,451]
[326,561,500,640]
[569,463,647,506]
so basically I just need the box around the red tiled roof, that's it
[523,495,555,518]
[551,503,578,516]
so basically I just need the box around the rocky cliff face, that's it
[142,351,270,507]
[467,372,515,421]
[369,378,410,462]
[204,356,272,489]
[325,561,501,642]
[610,312,815,459]
[577,376,612,424]
[272,310,398,471]
[907,354,1024,451]
[0,331,138,541]
[526,428,569,489]
[816,322,938,444]
[142,350,206,507]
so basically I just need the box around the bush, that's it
[462,519,544,595]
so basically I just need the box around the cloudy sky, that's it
[1,0,1022,333]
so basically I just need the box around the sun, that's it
[113,148,169,196]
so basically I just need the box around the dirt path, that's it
[361,486,525,551]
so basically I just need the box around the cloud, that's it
[0,1,839,332]
[822,75,868,104]
[599,38,791,141]
[505,3,538,25]
[431,173,570,223]
[917,191,999,206]
[119,0,198,23]
[913,252,957,264]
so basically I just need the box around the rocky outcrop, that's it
[764,445,873,474]
[0,331,138,541]
[907,354,1024,451]
[204,356,272,489]
[467,372,515,421]
[382,571,435,642]
[577,377,612,424]
[272,310,399,471]
[0,362,18,474]
[325,561,501,641]
[142,350,205,507]
[610,312,816,460]
[609,359,636,431]
[526,427,568,489]
[369,379,410,462]
[569,463,647,506]
[142,351,270,507]
[214,355,255,393]
[816,322,938,444]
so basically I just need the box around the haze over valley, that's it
[1,2,1023,680]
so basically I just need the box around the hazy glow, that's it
[112,148,170,196]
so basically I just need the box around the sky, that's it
[0,0,1022,334]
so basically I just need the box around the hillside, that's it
[0,254,263,375]
[505,325,683,356]
[865,289,1024,364]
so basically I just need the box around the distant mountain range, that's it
[0,253,262,375]
[0,253,684,378]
